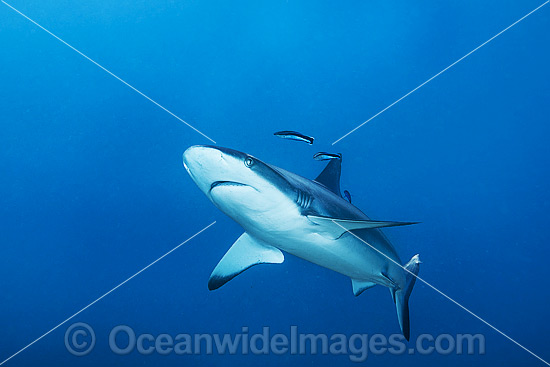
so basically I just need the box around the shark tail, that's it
[394,254,421,341]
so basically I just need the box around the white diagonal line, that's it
[1,0,217,144]
[332,1,549,145]
[0,221,216,366]
[331,220,550,366]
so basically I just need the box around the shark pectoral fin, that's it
[307,215,419,239]
[351,279,376,297]
[208,233,284,291]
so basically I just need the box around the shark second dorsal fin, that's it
[314,158,342,197]
[208,233,284,290]
[307,215,419,240]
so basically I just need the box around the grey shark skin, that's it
[183,145,421,340]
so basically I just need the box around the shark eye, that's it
[244,157,254,167]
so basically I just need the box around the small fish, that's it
[274,131,314,145]
[313,152,342,161]
[344,190,352,203]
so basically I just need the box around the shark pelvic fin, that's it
[314,158,342,197]
[351,279,376,296]
[208,232,284,290]
[307,215,419,240]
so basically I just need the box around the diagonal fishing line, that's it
[331,220,550,366]
[1,0,217,144]
[0,221,216,366]
[332,1,549,145]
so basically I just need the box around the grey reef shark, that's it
[183,145,421,340]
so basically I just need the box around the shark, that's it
[182,145,421,340]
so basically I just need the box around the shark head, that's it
[183,145,299,230]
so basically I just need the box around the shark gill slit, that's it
[296,190,311,209]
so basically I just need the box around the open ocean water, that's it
[1,0,549,366]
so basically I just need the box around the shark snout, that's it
[182,145,234,194]
[183,145,221,172]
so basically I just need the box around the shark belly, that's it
[285,234,401,287]
[244,215,403,288]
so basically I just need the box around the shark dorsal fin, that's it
[314,159,342,197]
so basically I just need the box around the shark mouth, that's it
[210,181,249,191]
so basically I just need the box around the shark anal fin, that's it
[314,158,342,197]
[351,279,376,297]
[208,233,284,290]
[307,215,419,240]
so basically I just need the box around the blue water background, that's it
[1,0,549,365]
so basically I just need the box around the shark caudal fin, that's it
[394,254,421,341]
